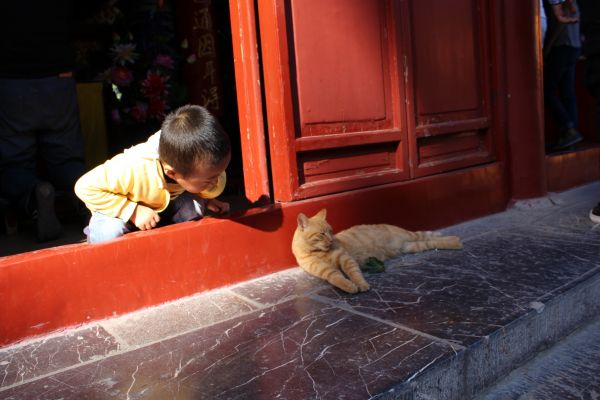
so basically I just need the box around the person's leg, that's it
[544,46,573,131]
[585,54,600,141]
[546,46,583,149]
[87,212,134,244]
[558,46,581,130]
[167,193,205,224]
[552,46,584,149]
[34,181,61,241]
[0,78,42,213]
[36,76,86,191]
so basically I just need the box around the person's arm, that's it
[548,0,579,24]
[129,204,160,230]
[74,156,140,222]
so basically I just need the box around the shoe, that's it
[35,181,61,242]
[553,128,583,151]
[590,203,600,224]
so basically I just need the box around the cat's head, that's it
[293,209,335,252]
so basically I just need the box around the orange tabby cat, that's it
[291,209,463,293]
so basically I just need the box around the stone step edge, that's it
[375,269,600,400]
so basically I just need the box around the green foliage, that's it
[360,257,386,273]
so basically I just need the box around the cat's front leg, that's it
[323,269,360,294]
[300,261,359,294]
[339,253,370,292]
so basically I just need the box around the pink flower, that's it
[141,71,170,100]
[128,102,148,123]
[111,66,134,86]
[154,54,174,69]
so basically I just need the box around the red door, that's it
[405,0,496,177]
[255,0,498,202]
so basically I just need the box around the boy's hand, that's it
[205,199,230,214]
[130,204,160,230]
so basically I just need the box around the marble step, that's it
[476,316,600,400]
[379,268,600,400]
[1,182,599,400]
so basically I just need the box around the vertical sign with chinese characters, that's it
[176,0,223,116]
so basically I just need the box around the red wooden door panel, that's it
[404,0,496,176]
[257,0,498,201]
[258,0,409,201]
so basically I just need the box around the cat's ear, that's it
[297,213,310,230]
[315,208,327,220]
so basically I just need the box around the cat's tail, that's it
[403,234,463,253]
[412,230,442,240]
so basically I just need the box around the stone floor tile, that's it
[4,298,454,400]
[0,326,118,389]
[314,228,600,346]
[231,267,327,306]
[101,290,257,347]
[0,377,88,400]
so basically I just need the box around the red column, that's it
[502,0,548,199]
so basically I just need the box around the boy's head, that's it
[159,105,231,194]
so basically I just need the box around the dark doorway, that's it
[0,0,247,256]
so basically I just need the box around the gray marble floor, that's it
[1,182,600,399]
[479,316,600,400]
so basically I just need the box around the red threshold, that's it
[546,147,600,193]
[0,163,507,346]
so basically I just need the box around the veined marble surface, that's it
[1,182,599,399]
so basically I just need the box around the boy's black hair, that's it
[158,105,231,176]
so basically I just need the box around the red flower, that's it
[111,66,134,86]
[141,71,170,100]
[148,98,167,120]
[128,102,148,123]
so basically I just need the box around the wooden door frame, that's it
[229,0,271,203]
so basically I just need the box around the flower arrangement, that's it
[95,0,185,127]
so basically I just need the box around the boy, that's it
[75,105,231,243]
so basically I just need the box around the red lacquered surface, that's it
[546,147,600,192]
[0,163,506,346]
[258,0,501,201]
[503,0,547,199]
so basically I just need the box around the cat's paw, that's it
[340,282,359,294]
[357,281,370,292]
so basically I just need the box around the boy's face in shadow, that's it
[164,152,231,195]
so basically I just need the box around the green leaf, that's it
[360,257,385,273]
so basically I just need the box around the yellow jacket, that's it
[74,131,226,221]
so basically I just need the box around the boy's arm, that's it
[74,158,139,222]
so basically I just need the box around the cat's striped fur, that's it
[292,209,463,293]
